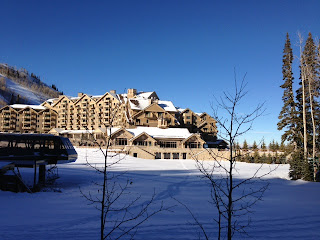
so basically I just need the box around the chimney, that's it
[127,88,137,98]
[110,90,116,94]
[78,92,84,97]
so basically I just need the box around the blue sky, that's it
[1,0,320,145]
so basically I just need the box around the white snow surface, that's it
[10,104,46,110]
[0,148,320,240]
[0,74,48,105]
[158,100,177,112]
[129,98,151,110]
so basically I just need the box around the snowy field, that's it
[1,148,320,240]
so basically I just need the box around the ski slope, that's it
[0,148,319,240]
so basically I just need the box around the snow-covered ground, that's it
[1,148,319,240]
[0,73,48,105]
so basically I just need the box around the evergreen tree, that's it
[278,33,298,147]
[9,93,14,105]
[269,140,276,152]
[296,32,319,180]
[261,140,267,151]
[242,140,248,150]
[252,140,258,150]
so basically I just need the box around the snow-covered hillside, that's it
[0,73,48,105]
[0,148,319,240]
[0,64,60,107]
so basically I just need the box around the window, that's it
[172,153,179,159]
[163,153,171,159]
[185,142,201,148]
[134,141,148,146]
[116,138,127,145]
[155,152,161,159]
[133,153,138,158]
[186,116,191,119]
[182,153,187,159]
[159,141,177,148]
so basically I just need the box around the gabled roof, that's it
[131,102,177,120]
[129,132,157,142]
[108,127,134,138]
[52,95,72,107]
[0,105,18,112]
[96,91,119,104]
[74,93,94,105]
[181,133,205,144]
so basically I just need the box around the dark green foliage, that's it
[261,140,267,151]
[268,139,279,152]
[278,33,298,144]
[289,150,304,180]
[9,93,14,105]
[252,141,258,150]
[242,140,248,150]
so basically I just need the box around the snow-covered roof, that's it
[10,104,46,110]
[108,127,192,139]
[91,95,103,99]
[158,100,177,112]
[129,99,151,110]
[137,92,154,99]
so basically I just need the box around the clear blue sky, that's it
[1,0,320,145]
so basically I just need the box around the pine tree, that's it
[261,140,267,151]
[269,140,275,152]
[242,140,248,150]
[278,33,298,147]
[252,140,258,150]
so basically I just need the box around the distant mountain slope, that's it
[0,63,62,107]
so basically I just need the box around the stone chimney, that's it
[78,92,84,97]
[127,89,137,98]
[110,90,116,94]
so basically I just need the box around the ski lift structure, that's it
[0,133,77,192]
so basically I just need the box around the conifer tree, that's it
[242,139,248,150]
[261,140,266,151]
[278,33,297,147]
[252,140,258,150]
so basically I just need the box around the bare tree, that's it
[184,74,276,240]
[298,33,308,159]
[81,102,170,240]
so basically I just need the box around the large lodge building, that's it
[0,89,227,159]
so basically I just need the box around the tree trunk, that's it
[299,35,308,159]
[306,66,317,181]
